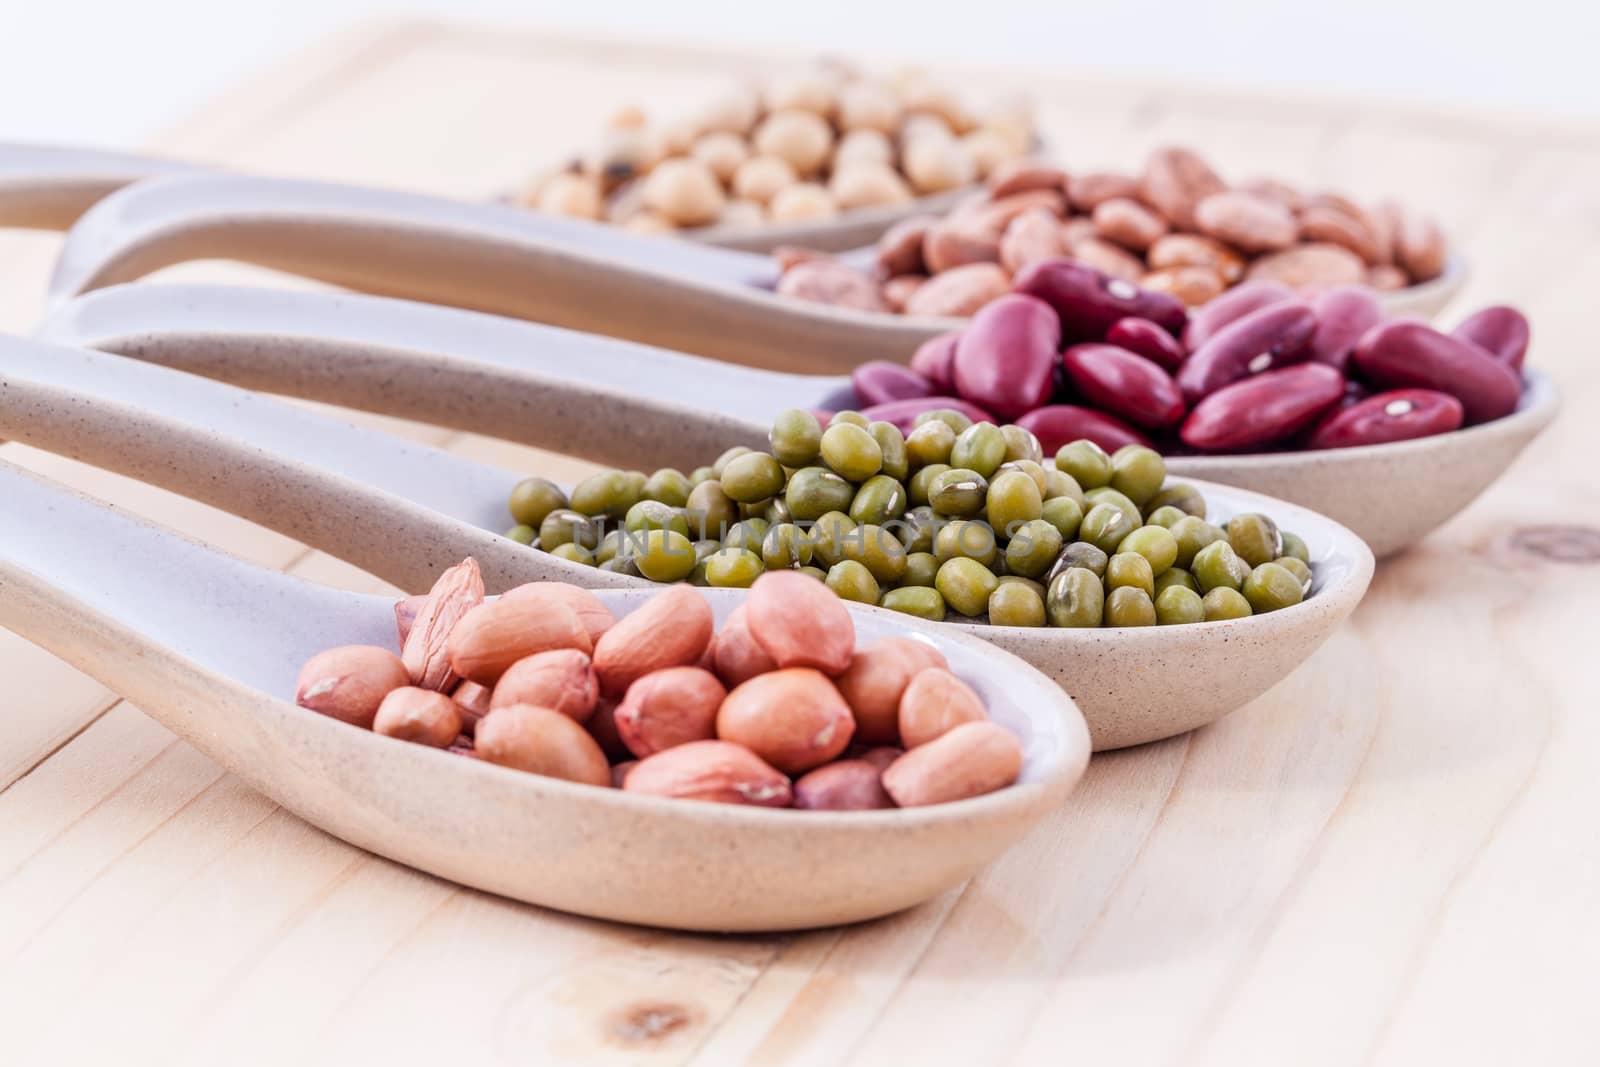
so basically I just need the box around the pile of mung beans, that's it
[505,415,1314,628]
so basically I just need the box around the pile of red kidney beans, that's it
[845,259,1530,455]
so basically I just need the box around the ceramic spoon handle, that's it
[41,284,845,471]
[47,173,941,374]
[0,143,204,229]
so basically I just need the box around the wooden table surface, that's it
[1,20,1596,1066]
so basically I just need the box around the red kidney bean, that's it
[1104,317,1184,371]
[1306,389,1465,450]
[1015,404,1152,455]
[1352,320,1522,424]
[1181,363,1345,451]
[910,330,960,391]
[1180,279,1294,353]
[1061,343,1186,430]
[1175,300,1316,406]
[1307,285,1383,374]
[1451,305,1530,371]
[951,294,1061,420]
[851,360,938,407]
[860,396,997,434]
[1011,258,1186,342]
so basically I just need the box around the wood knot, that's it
[1507,524,1600,564]
[608,1001,697,1046]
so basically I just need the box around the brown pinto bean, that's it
[988,160,1068,199]
[1239,177,1305,212]
[910,330,961,390]
[1061,344,1186,430]
[1364,264,1409,291]
[859,396,997,435]
[1147,233,1245,282]
[882,274,925,312]
[905,263,1011,318]
[1452,305,1530,370]
[1176,300,1317,405]
[1352,321,1522,424]
[875,215,936,277]
[1246,243,1365,289]
[923,221,1002,274]
[999,208,1067,274]
[776,260,886,312]
[852,360,938,407]
[1104,317,1185,371]
[952,294,1062,419]
[1139,266,1225,307]
[1180,279,1295,353]
[1306,389,1465,450]
[1193,191,1297,253]
[1180,363,1346,451]
[1015,405,1152,455]
[1140,146,1226,230]
[1298,203,1383,264]
[1092,198,1168,251]
[1394,209,1447,282]
[1307,285,1384,373]
[1071,238,1145,283]
[1067,171,1142,212]
[1012,259,1186,341]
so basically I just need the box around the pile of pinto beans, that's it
[847,260,1529,455]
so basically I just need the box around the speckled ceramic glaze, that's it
[42,282,1553,560]
[0,457,1090,931]
[0,335,1372,749]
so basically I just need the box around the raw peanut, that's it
[1365,264,1409,291]
[857,745,904,770]
[1140,146,1226,230]
[1352,321,1522,424]
[851,360,937,407]
[593,585,715,697]
[904,263,1010,318]
[923,221,1002,274]
[401,557,484,691]
[1067,171,1141,213]
[1177,300,1316,405]
[1181,363,1346,451]
[1104,317,1185,372]
[898,668,988,748]
[1062,344,1187,430]
[624,740,792,807]
[1298,203,1382,264]
[882,721,1023,807]
[475,704,611,786]
[776,260,886,313]
[1015,404,1151,455]
[717,667,856,774]
[794,760,896,811]
[1092,198,1168,252]
[1181,279,1295,353]
[616,666,726,758]
[586,699,630,761]
[501,583,616,645]
[610,760,637,789]
[1013,258,1187,340]
[1193,191,1297,253]
[970,189,1068,232]
[394,594,425,647]
[1140,265,1225,307]
[882,275,925,313]
[1071,238,1144,283]
[999,208,1067,274]
[1239,177,1305,212]
[833,636,950,745]
[374,687,463,748]
[988,160,1067,198]
[1452,305,1531,370]
[447,597,591,686]
[1307,389,1465,450]
[296,646,410,729]
[875,215,936,277]
[1394,210,1447,282]
[1245,243,1365,289]
[952,294,1061,420]
[860,396,997,434]
[452,680,492,736]
[746,570,855,675]
[910,331,961,391]
[1147,233,1245,282]
[1307,286,1384,373]
[490,648,599,723]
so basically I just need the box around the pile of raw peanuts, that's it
[295,563,1022,810]
[847,267,1531,455]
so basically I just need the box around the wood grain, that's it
[0,19,1596,1065]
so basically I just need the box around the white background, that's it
[1,0,1595,147]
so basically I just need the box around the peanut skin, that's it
[882,722,1023,807]
[717,668,856,775]
[615,666,726,758]
[447,597,591,686]
[490,648,599,723]
[296,645,409,729]
[593,585,715,698]
[745,570,856,676]
[624,740,792,807]
[898,668,988,748]
[793,760,896,811]
[475,704,611,786]
[832,636,949,745]
[374,687,463,748]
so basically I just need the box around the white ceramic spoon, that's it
[0,334,1372,749]
[40,281,1558,558]
[0,455,1090,931]
[40,171,1467,374]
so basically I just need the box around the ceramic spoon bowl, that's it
[0,335,1372,749]
[40,171,1466,374]
[0,457,1090,931]
[41,282,1558,558]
